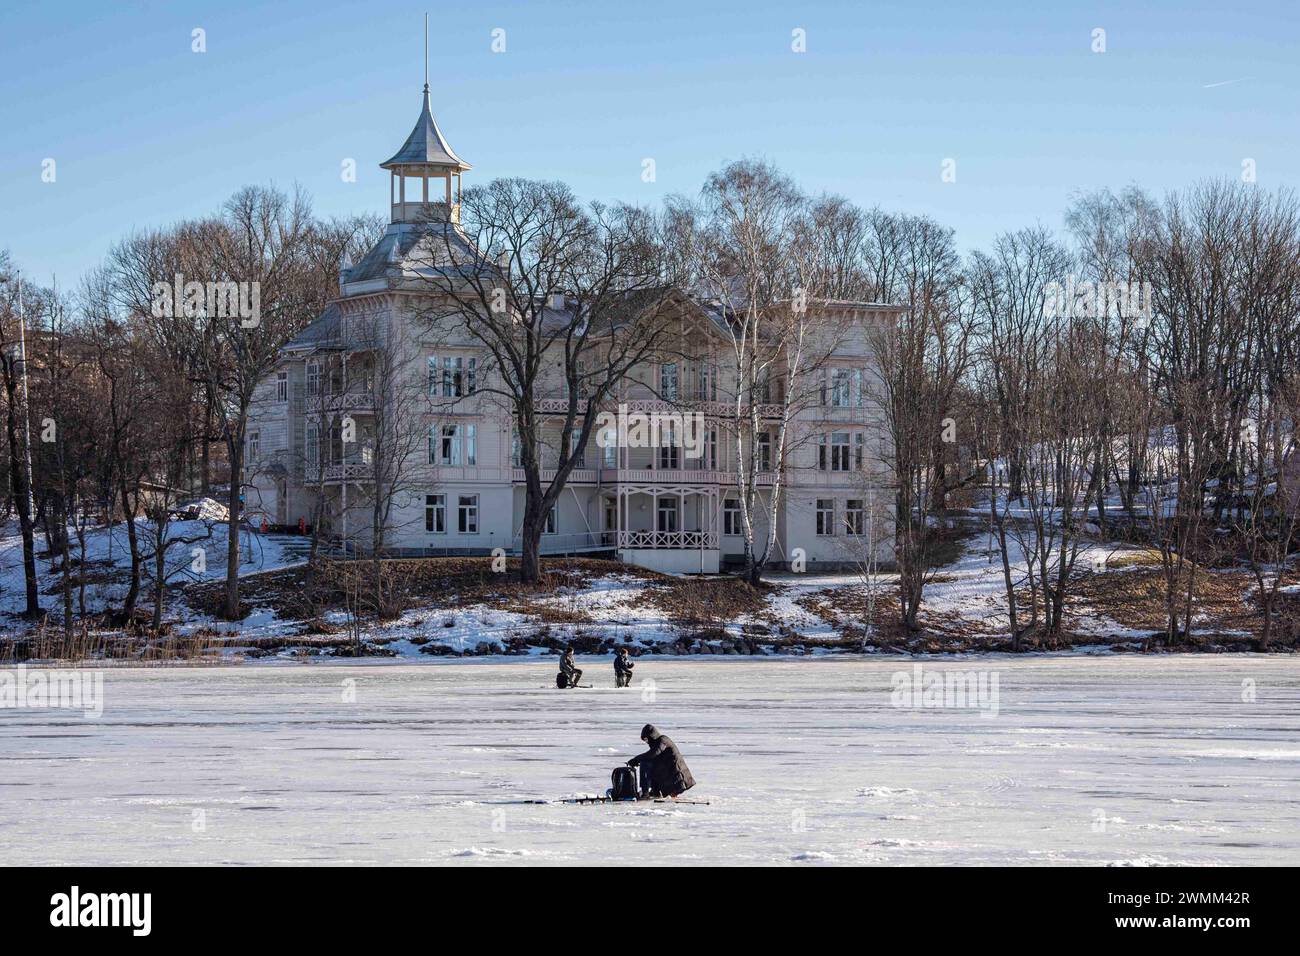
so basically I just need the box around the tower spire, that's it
[380,15,471,224]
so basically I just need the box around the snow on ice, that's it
[1,656,1296,865]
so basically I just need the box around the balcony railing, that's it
[304,458,374,483]
[618,529,719,549]
[530,397,784,418]
[510,467,598,484]
[508,467,777,487]
[305,390,376,416]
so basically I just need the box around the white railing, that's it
[618,529,718,550]
[598,468,778,487]
[509,531,615,553]
[507,466,776,487]
[306,459,374,483]
[510,467,598,483]
[530,397,784,418]
[305,391,375,417]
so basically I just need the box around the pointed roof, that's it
[380,85,471,171]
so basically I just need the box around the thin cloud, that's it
[1202,77,1250,89]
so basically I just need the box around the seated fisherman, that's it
[614,647,634,688]
[627,724,696,798]
[558,645,582,688]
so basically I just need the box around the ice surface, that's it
[2,657,1297,865]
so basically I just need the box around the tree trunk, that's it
[223,434,244,619]
[519,500,544,584]
[151,520,167,634]
[5,381,41,618]
[119,475,141,618]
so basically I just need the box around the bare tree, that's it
[348,309,432,620]
[413,178,681,583]
[186,186,328,618]
[674,159,854,584]
[869,215,973,631]
[0,255,43,619]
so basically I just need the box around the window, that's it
[845,499,865,536]
[701,429,717,470]
[276,371,288,403]
[657,497,679,533]
[820,432,852,471]
[247,430,260,462]
[458,495,479,533]
[304,424,319,470]
[756,432,772,472]
[825,368,865,408]
[831,369,852,407]
[425,494,446,533]
[660,362,679,401]
[816,499,835,536]
[855,432,866,470]
[696,363,716,401]
[442,356,475,398]
[603,437,617,468]
[329,422,344,463]
[432,356,476,398]
[658,422,680,470]
[723,499,743,536]
[511,427,521,467]
[570,431,585,468]
[544,506,558,534]
[435,424,477,466]
[306,360,321,397]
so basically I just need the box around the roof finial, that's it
[423,12,429,94]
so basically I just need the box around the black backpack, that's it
[556,672,568,689]
[610,766,638,800]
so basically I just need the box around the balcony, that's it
[509,467,777,487]
[511,467,599,484]
[601,468,777,487]
[530,396,785,419]
[305,457,374,484]
[305,390,376,417]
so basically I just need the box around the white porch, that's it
[609,484,720,574]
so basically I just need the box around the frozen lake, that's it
[2,656,1297,865]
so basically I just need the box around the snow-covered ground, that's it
[0,515,302,620]
[3,657,1296,865]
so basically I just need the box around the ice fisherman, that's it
[627,724,696,798]
[614,647,634,687]
[558,645,583,688]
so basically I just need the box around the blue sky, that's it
[2,0,1297,285]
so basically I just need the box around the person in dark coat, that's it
[613,647,634,688]
[627,724,695,798]
[558,646,582,688]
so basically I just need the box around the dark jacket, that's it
[627,724,695,797]
[614,652,634,675]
